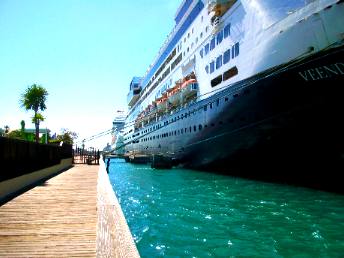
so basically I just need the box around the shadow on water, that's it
[194,132,344,195]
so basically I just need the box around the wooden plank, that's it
[0,165,98,257]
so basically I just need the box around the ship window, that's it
[216,30,223,45]
[211,74,223,87]
[224,24,230,38]
[194,125,197,132]
[205,43,210,55]
[223,66,238,81]
[210,61,215,73]
[210,37,216,51]
[175,131,177,135]
[216,98,220,106]
[216,55,223,69]
[210,103,213,109]
[200,49,204,58]
[223,49,231,64]
[189,127,192,132]
[204,105,207,111]
[205,65,209,74]
[196,37,198,43]
[184,38,186,43]
[235,42,240,57]
[188,32,190,38]
[199,125,202,130]
[200,32,203,38]
[206,26,209,32]
[185,128,187,133]
[232,46,235,59]
[187,47,189,52]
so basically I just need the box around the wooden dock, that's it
[0,162,140,258]
[0,165,99,257]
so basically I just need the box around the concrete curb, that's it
[96,158,140,258]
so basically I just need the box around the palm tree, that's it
[20,84,48,143]
[4,125,10,134]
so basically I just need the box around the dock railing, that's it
[72,147,100,165]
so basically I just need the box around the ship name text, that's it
[298,62,344,81]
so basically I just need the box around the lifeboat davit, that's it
[167,84,181,107]
[181,79,198,99]
[156,94,168,113]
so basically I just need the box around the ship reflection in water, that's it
[109,159,344,258]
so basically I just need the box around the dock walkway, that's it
[0,165,98,257]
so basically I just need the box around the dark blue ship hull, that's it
[129,45,344,192]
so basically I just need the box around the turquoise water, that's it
[108,159,344,257]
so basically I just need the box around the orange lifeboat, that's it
[180,79,196,89]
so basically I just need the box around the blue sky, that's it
[0,0,180,148]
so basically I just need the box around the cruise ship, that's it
[121,0,344,184]
[110,110,126,155]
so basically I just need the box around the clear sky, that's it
[0,0,180,148]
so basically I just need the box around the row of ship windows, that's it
[199,24,231,58]
[205,43,240,74]
[178,21,231,59]
[129,89,252,143]
[178,16,206,53]
[139,108,255,143]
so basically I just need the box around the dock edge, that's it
[96,158,140,257]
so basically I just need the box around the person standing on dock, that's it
[106,158,110,174]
